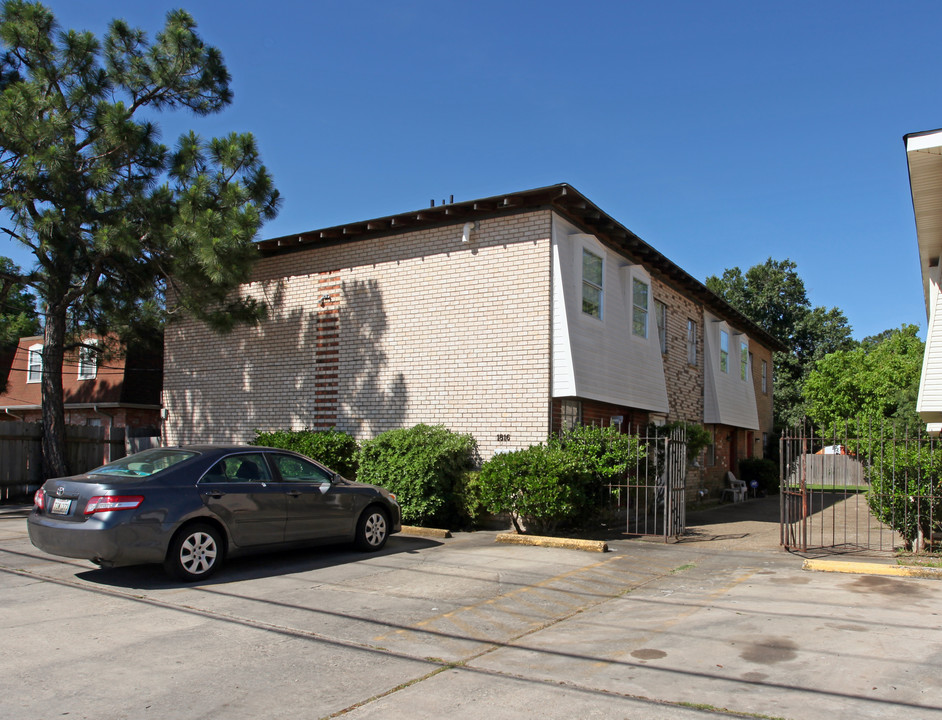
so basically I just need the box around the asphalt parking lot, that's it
[2,499,942,720]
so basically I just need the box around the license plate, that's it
[51,498,72,515]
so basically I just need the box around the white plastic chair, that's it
[722,471,747,503]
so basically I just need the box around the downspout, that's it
[2,407,25,421]
[93,406,115,463]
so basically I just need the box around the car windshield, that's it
[89,449,199,478]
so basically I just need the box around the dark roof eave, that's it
[255,183,788,353]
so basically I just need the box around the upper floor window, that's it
[581,249,603,319]
[761,359,768,394]
[77,340,98,381]
[27,343,42,383]
[655,300,667,353]
[687,319,697,366]
[741,342,749,380]
[632,278,648,338]
[720,330,729,373]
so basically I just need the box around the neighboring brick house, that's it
[0,334,163,433]
[163,184,783,485]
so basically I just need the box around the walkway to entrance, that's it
[682,495,783,552]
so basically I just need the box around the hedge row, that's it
[253,423,647,532]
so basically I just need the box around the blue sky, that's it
[4,1,940,340]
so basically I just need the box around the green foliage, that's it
[706,258,855,428]
[477,445,590,534]
[549,424,643,484]
[252,429,359,479]
[804,325,924,430]
[653,421,712,465]
[478,425,647,533]
[453,470,489,528]
[738,457,779,494]
[862,434,942,551]
[357,424,476,526]
[0,256,39,349]
[0,2,280,475]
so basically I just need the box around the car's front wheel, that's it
[165,523,223,581]
[355,507,389,551]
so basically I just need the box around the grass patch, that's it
[799,484,868,493]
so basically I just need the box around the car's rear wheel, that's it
[165,523,223,581]
[355,506,389,551]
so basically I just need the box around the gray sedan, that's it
[28,445,401,581]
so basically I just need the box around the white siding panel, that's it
[552,218,576,397]
[918,266,942,422]
[702,311,759,430]
[551,215,669,412]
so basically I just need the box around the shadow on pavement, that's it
[75,534,442,590]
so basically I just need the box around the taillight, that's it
[33,487,46,511]
[84,495,144,515]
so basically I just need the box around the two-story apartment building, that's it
[0,334,163,432]
[163,184,782,487]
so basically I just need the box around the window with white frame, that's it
[632,278,648,338]
[687,319,697,366]
[719,330,729,373]
[77,340,98,381]
[581,249,603,319]
[761,359,768,394]
[655,300,667,353]
[27,343,42,383]
[741,342,749,380]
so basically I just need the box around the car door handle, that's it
[201,490,226,498]
[286,490,302,497]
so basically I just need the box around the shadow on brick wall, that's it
[337,279,407,436]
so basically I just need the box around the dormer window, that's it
[582,249,603,319]
[720,331,729,373]
[632,278,648,338]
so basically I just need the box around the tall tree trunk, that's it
[41,308,69,479]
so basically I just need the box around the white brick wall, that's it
[163,211,554,459]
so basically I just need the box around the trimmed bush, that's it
[477,445,590,534]
[252,428,359,478]
[478,425,649,534]
[357,424,477,526]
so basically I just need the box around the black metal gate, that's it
[608,427,687,541]
[780,423,942,555]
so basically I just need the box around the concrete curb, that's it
[495,533,608,553]
[803,558,942,580]
[399,525,452,539]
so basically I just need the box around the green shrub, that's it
[357,424,476,526]
[738,457,779,494]
[550,424,645,488]
[453,470,489,528]
[252,428,359,478]
[478,445,590,534]
[863,439,942,551]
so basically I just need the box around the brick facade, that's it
[164,211,554,459]
[651,278,704,424]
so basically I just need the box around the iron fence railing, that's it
[781,420,942,555]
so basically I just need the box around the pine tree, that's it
[0,2,280,477]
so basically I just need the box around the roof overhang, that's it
[905,128,942,317]
[255,183,787,353]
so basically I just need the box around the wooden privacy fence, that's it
[0,423,129,499]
